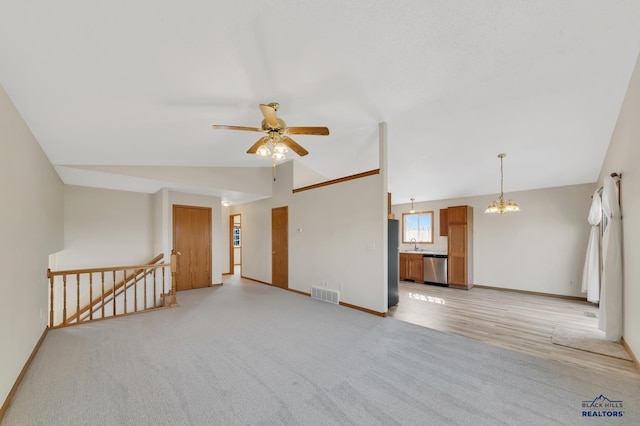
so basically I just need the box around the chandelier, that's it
[485,153,520,214]
[255,133,289,161]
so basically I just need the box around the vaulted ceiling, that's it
[1,1,639,205]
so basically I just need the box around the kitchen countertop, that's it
[401,250,448,256]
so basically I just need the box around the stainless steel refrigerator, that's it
[388,219,399,307]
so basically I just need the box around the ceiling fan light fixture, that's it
[256,144,271,157]
[212,102,329,160]
[273,142,288,154]
[272,151,286,161]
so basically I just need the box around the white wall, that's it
[53,185,156,269]
[235,159,388,313]
[237,198,273,282]
[598,52,640,358]
[393,183,594,297]
[290,174,387,312]
[0,85,64,405]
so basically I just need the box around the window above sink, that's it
[402,211,434,244]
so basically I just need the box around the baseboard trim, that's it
[211,282,223,287]
[240,277,387,317]
[1,327,48,422]
[473,285,589,302]
[286,288,310,297]
[285,288,387,317]
[240,275,271,286]
[339,301,387,317]
[621,338,640,370]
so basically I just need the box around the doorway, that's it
[272,206,288,289]
[173,204,212,291]
[229,214,242,275]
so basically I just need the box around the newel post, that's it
[170,250,180,307]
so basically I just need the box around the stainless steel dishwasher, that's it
[423,254,448,286]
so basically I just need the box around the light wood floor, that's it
[388,281,640,379]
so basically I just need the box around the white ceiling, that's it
[1,1,639,205]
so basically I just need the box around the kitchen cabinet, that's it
[399,253,423,282]
[447,205,473,289]
[439,208,448,236]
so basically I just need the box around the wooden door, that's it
[173,205,212,291]
[272,206,288,289]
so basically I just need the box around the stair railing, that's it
[47,253,177,328]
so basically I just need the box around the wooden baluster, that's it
[76,273,80,323]
[161,267,166,306]
[89,273,93,321]
[123,269,127,315]
[153,269,157,307]
[134,269,139,313]
[112,271,116,317]
[101,271,105,319]
[48,269,54,328]
[170,250,178,307]
[143,268,148,310]
[63,274,67,325]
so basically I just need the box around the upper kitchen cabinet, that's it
[447,205,473,289]
[439,208,448,236]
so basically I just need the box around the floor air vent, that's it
[311,286,340,305]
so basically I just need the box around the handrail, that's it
[48,253,177,328]
[48,258,168,276]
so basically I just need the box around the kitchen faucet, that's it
[410,238,418,251]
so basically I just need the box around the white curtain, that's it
[598,175,623,341]
[581,189,602,303]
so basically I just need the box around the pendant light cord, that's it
[500,155,504,201]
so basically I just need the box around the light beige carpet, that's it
[552,326,632,361]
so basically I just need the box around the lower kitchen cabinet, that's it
[399,253,423,282]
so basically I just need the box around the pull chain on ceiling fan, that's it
[212,102,330,161]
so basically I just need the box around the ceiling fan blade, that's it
[212,124,262,132]
[247,136,269,154]
[286,126,330,136]
[259,104,279,127]
[282,136,309,157]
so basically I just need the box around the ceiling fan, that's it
[212,102,329,160]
